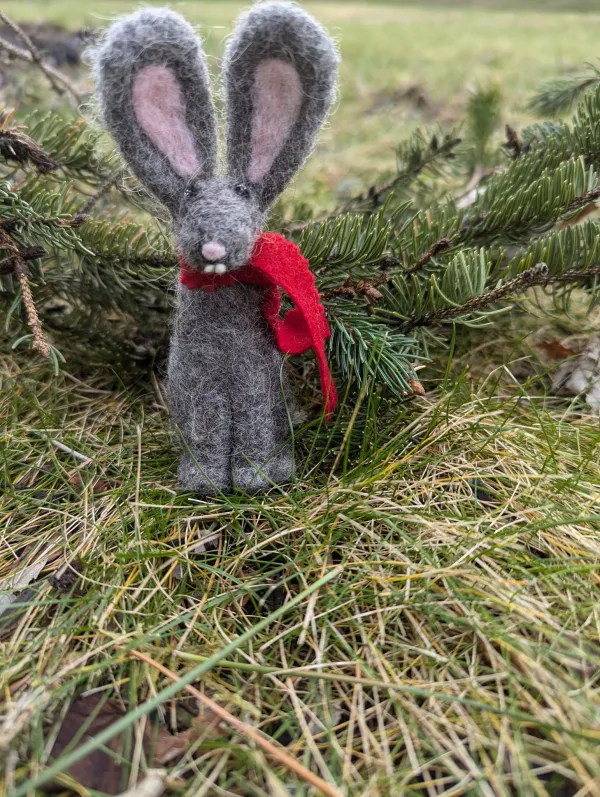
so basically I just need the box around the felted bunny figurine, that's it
[94,2,339,495]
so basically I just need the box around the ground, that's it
[2,2,600,796]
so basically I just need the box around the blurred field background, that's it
[4,0,600,208]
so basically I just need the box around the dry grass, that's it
[2,334,600,794]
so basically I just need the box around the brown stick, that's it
[0,228,50,356]
[404,236,454,276]
[0,129,60,173]
[129,649,343,797]
[0,13,82,103]
[402,261,550,331]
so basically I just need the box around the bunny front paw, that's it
[178,455,232,497]
[233,451,294,494]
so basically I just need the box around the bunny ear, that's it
[223,2,338,210]
[94,9,217,213]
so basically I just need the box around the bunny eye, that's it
[233,182,251,200]
[184,182,198,199]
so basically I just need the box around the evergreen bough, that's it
[4,82,600,401]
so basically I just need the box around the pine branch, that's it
[349,129,462,210]
[529,64,600,119]
[0,213,88,232]
[0,114,122,188]
[401,262,549,331]
[288,130,460,233]
[466,84,502,168]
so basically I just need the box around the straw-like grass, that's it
[2,324,600,794]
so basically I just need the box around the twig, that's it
[80,174,121,215]
[547,265,600,284]
[404,236,454,276]
[0,228,49,356]
[13,260,50,357]
[0,128,59,173]
[564,185,600,215]
[0,13,82,103]
[0,245,46,274]
[401,262,549,332]
[129,652,343,797]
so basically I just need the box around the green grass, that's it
[4,2,600,795]
[4,332,600,794]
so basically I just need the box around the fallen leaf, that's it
[552,336,600,410]
[46,693,221,795]
[0,556,48,630]
[536,338,578,362]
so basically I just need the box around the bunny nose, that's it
[201,242,226,262]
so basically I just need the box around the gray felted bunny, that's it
[93,2,339,495]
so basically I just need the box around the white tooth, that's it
[214,263,227,275]
[203,264,215,273]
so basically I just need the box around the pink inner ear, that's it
[248,59,302,183]
[132,65,199,177]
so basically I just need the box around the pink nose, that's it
[201,242,226,261]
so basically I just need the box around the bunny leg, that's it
[168,363,233,496]
[230,350,295,494]
[168,288,237,496]
[175,392,233,495]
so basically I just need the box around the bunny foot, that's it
[233,452,294,494]
[178,456,232,497]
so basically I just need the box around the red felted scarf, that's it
[179,232,337,417]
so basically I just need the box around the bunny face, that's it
[93,3,338,271]
[175,177,265,273]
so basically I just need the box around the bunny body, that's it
[94,3,338,494]
[169,282,293,494]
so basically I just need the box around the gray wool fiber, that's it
[93,2,338,495]
[93,8,218,214]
